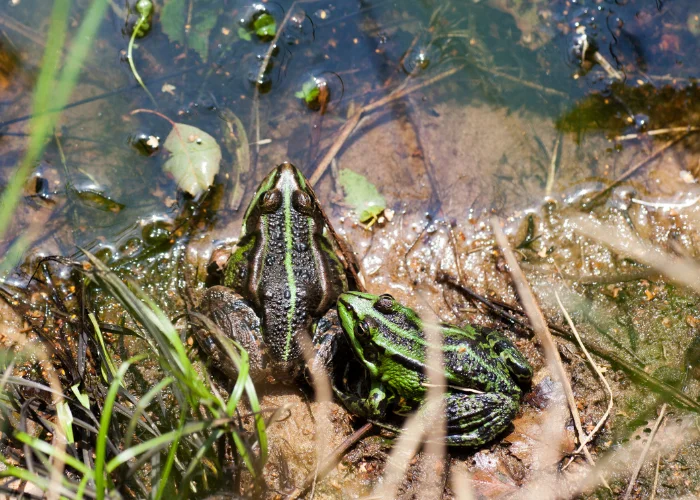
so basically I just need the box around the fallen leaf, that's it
[163,123,221,197]
[338,168,386,226]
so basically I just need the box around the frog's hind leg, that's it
[197,285,265,380]
[443,392,519,447]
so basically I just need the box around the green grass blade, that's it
[95,355,144,500]
[84,250,212,406]
[0,0,108,242]
[0,0,71,241]
[153,414,184,500]
[106,420,231,473]
[124,377,173,451]
[14,431,92,476]
[53,0,110,109]
[0,463,80,498]
[89,312,118,382]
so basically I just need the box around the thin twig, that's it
[0,66,199,129]
[591,52,623,81]
[545,134,561,197]
[491,218,602,475]
[480,66,568,97]
[650,451,661,500]
[571,216,700,295]
[622,404,667,500]
[615,126,699,141]
[309,65,464,185]
[556,291,614,466]
[0,13,44,46]
[585,132,694,208]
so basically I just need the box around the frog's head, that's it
[337,292,424,376]
[241,162,319,234]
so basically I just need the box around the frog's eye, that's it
[374,294,394,314]
[260,189,282,213]
[292,190,314,215]
[355,318,374,339]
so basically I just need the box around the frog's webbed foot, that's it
[441,392,519,447]
[333,372,388,420]
[197,285,265,381]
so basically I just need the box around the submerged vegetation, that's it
[0,0,699,498]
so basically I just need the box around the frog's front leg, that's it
[333,373,389,420]
[309,309,349,377]
[197,285,266,381]
[442,392,519,447]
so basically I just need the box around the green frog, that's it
[198,163,352,381]
[333,291,533,446]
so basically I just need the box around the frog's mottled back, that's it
[225,163,348,363]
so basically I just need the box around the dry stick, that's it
[556,291,614,469]
[650,451,662,500]
[491,218,603,477]
[309,65,464,185]
[591,52,623,81]
[284,422,374,500]
[372,400,431,499]
[0,13,45,46]
[372,316,451,500]
[562,415,696,497]
[414,315,447,500]
[545,134,561,197]
[622,404,667,500]
[484,67,568,98]
[585,132,693,208]
[296,332,334,500]
[615,125,700,141]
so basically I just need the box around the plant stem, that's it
[128,16,158,107]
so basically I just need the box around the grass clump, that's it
[0,251,266,497]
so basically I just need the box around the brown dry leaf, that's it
[504,378,576,469]
[470,452,519,497]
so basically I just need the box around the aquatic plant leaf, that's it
[253,13,276,37]
[338,168,386,223]
[295,79,320,104]
[161,0,218,61]
[163,123,221,197]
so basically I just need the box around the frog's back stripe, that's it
[282,174,298,362]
